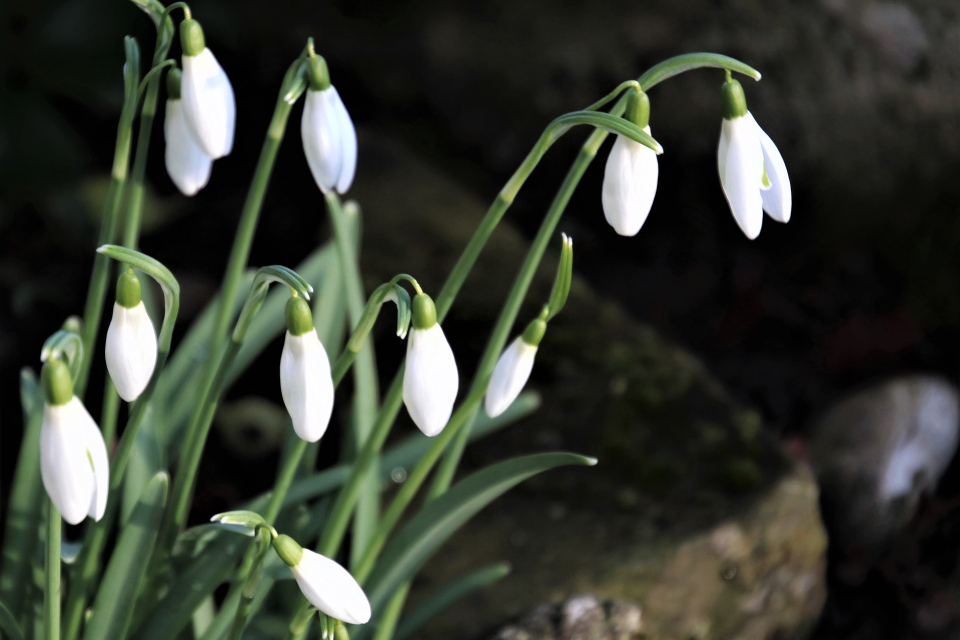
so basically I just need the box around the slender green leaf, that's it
[0,600,24,640]
[0,370,45,620]
[84,473,169,640]
[121,402,165,522]
[394,563,510,640]
[363,452,595,614]
[637,52,762,89]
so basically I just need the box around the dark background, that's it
[3,0,960,638]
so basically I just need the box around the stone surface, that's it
[491,596,643,640]
[811,375,960,556]
[348,133,827,640]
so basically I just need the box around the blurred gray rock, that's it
[811,375,959,555]
[491,596,642,640]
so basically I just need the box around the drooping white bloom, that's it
[40,397,110,525]
[289,549,371,624]
[279,328,335,442]
[717,113,791,239]
[601,125,659,236]
[181,48,236,159]
[105,301,158,402]
[403,324,459,437]
[485,336,538,418]
[301,86,358,194]
[164,98,213,196]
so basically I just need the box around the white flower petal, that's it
[484,337,538,418]
[601,128,659,237]
[164,99,213,196]
[180,48,236,159]
[291,550,371,624]
[402,324,459,436]
[40,398,98,525]
[301,88,343,193]
[105,302,158,402]
[280,329,335,442]
[78,407,110,521]
[718,115,764,240]
[330,86,358,194]
[752,114,792,223]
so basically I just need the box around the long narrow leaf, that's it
[394,563,510,640]
[0,600,25,640]
[84,472,169,640]
[0,369,45,621]
[363,452,595,614]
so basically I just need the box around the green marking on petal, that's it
[761,162,772,189]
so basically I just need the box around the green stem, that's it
[353,134,605,585]
[123,69,163,249]
[324,194,380,567]
[178,79,296,497]
[226,530,271,640]
[99,380,121,448]
[75,38,141,396]
[370,584,409,640]
[44,500,60,640]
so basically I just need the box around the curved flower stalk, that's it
[39,358,109,525]
[164,67,213,195]
[301,53,357,194]
[179,17,236,158]
[105,269,158,402]
[602,90,659,236]
[280,294,335,442]
[486,234,573,417]
[716,73,791,239]
[402,292,459,437]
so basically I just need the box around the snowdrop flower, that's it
[403,293,458,436]
[485,317,545,418]
[279,295,335,442]
[716,75,791,239]
[273,535,371,625]
[39,358,109,525]
[105,269,158,402]
[301,54,357,194]
[164,68,212,196]
[179,18,236,159]
[602,89,659,236]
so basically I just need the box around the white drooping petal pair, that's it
[272,534,371,625]
[717,112,791,239]
[164,18,236,196]
[602,89,659,237]
[484,335,538,418]
[279,296,335,443]
[39,359,110,525]
[403,293,459,437]
[105,270,158,403]
[301,55,358,194]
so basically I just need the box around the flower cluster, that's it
[602,76,791,239]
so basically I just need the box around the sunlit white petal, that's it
[301,88,344,193]
[402,324,459,436]
[40,398,107,525]
[290,550,371,624]
[330,86,357,194]
[181,48,236,159]
[105,302,158,402]
[601,127,659,237]
[718,115,764,240]
[280,329,335,442]
[752,114,792,223]
[164,99,213,196]
[485,337,537,418]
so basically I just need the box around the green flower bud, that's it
[521,318,547,347]
[273,534,304,567]
[306,55,331,92]
[411,293,437,330]
[167,67,182,100]
[42,358,74,406]
[61,316,83,335]
[285,295,314,336]
[625,89,650,129]
[116,269,142,309]
[721,78,748,120]
[180,18,206,57]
